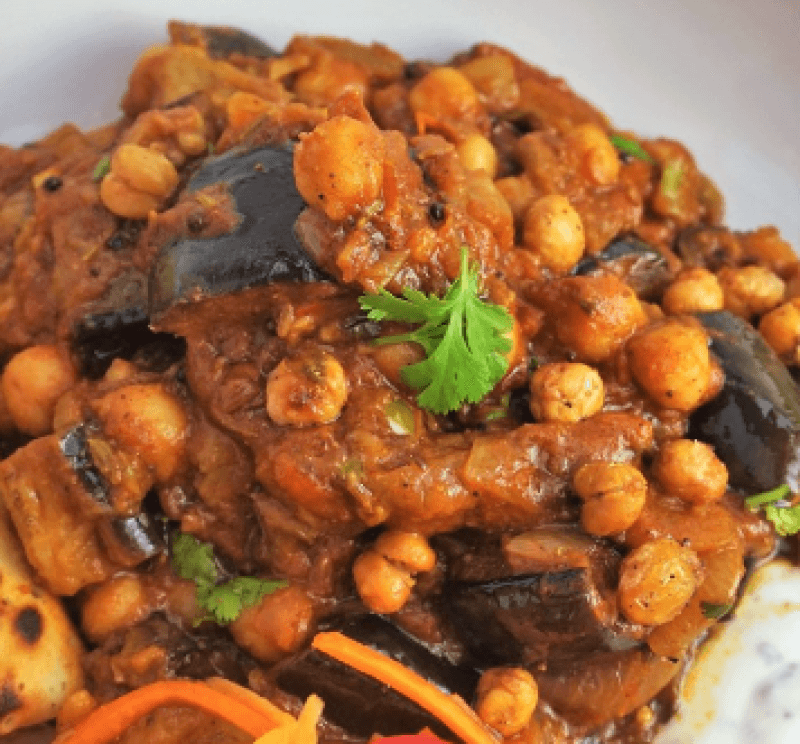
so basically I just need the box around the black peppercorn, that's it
[43,175,63,192]
[427,202,446,226]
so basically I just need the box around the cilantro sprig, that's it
[172,533,287,625]
[359,247,513,414]
[745,484,800,537]
[610,134,654,164]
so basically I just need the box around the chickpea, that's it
[375,530,437,573]
[2,344,76,436]
[529,362,604,423]
[81,575,150,642]
[100,143,179,219]
[353,550,414,614]
[573,462,648,536]
[652,439,728,504]
[265,352,348,427]
[717,265,785,318]
[354,531,435,614]
[458,54,521,111]
[408,67,481,125]
[565,123,620,185]
[618,538,703,625]
[476,667,539,736]
[456,133,498,176]
[523,195,585,273]
[495,175,534,223]
[662,268,724,314]
[56,690,97,732]
[294,116,385,221]
[94,384,188,482]
[759,298,800,357]
[229,585,315,663]
[555,276,646,362]
[627,321,711,411]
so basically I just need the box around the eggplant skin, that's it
[149,145,330,324]
[0,509,84,734]
[274,615,479,739]
[691,311,800,493]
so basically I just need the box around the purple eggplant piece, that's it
[571,234,673,299]
[170,24,278,60]
[691,311,800,494]
[72,270,182,379]
[149,145,329,322]
[441,569,619,666]
[59,425,162,565]
[274,614,479,738]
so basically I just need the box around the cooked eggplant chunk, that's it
[442,569,618,666]
[536,649,679,728]
[274,615,479,738]
[168,20,278,59]
[72,270,181,379]
[691,311,800,493]
[571,235,674,299]
[149,145,330,323]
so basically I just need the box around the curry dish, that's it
[1,20,799,744]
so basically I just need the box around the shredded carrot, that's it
[312,632,500,744]
[56,680,277,744]
[253,694,324,744]
[205,677,296,728]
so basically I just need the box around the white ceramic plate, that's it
[2,2,800,742]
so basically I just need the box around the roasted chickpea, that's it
[495,175,534,222]
[353,550,414,614]
[759,298,800,358]
[2,345,76,436]
[618,538,703,625]
[265,352,348,427]
[555,276,646,362]
[476,667,539,736]
[458,54,521,111]
[523,195,585,273]
[229,585,315,663]
[294,116,385,221]
[565,123,620,185]
[456,132,498,176]
[717,265,785,318]
[94,384,188,482]
[627,321,711,411]
[529,362,604,423]
[374,530,437,573]
[662,268,724,314]
[81,575,151,642]
[652,439,728,504]
[353,531,435,614]
[573,462,648,536]
[408,66,481,125]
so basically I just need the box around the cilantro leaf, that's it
[172,532,218,585]
[610,134,654,164]
[745,484,800,536]
[359,248,513,414]
[171,533,287,625]
[92,155,111,182]
[701,601,733,620]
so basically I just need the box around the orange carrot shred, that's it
[56,680,277,744]
[312,632,500,744]
[205,677,296,728]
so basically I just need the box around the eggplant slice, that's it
[691,311,800,494]
[571,234,674,300]
[274,614,479,739]
[149,145,330,324]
